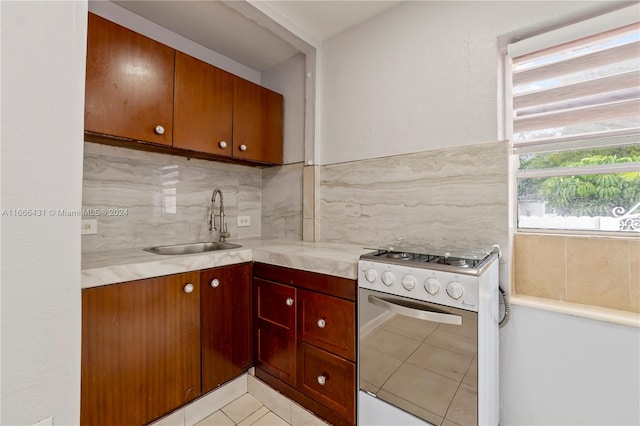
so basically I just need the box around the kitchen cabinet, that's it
[233,78,284,164]
[253,263,357,426]
[254,278,297,385]
[85,13,174,146]
[80,272,201,426]
[173,52,234,157]
[85,13,284,165]
[201,263,253,393]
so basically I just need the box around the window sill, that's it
[511,294,640,328]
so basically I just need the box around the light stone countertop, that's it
[81,238,371,289]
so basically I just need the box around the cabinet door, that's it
[174,52,234,156]
[201,263,252,393]
[80,272,201,426]
[233,78,283,164]
[85,13,174,146]
[254,278,296,385]
[298,342,356,422]
[297,289,356,361]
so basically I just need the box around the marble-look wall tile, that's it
[317,141,508,251]
[82,143,262,252]
[261,162,303,241]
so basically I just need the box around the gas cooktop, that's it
[360,240,500,274]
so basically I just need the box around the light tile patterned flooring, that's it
[194,394,289,426]
[151,373,329,426]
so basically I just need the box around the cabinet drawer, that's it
[297,342,355,422]
[298,289,355,361]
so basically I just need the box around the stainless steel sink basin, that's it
[144,242,242,255]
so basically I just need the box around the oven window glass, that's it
[359,288,478,425]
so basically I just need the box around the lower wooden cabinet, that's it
[253,263,357,426]
[81,263,253,426]
[254,278,297,386]
[201,263,253,393]
[298,342,356,421]
[81,272,201,426]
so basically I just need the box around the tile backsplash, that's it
[82,142,262,252]
[261,163,303,240]
[316,140,509,250]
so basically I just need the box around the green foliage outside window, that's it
[518,145,640,216]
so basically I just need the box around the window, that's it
[506,7,640,234]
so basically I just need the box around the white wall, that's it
[318,0,611,165]
[316,1,640,424]
[262,53,306,164]
[501,305,640,425]
[0,1,86,424]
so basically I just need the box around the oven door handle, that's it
[368,295,463,325]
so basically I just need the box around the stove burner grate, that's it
[436,257,470,267]
[387,251,411,260]
[368,248,488,269]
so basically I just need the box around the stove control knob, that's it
[401,275,416,291]
[446,281,464,300]
[364,268,378,283]
[381,271,395,287]
[424,278,441,295]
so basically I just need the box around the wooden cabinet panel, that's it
[253,265,357,425]
[254,278,296,385]
[253,262,357,301]
[201,263,252,393]
[85,13,284,165]
[174,52,234,156]
[233,78,283,165]
[298,289,356,361]
[298,342,356,422]
[85,13,174,146]
[81,272,201,426]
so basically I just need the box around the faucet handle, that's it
[219,222,230,241]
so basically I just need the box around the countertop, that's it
[81,238,371,289]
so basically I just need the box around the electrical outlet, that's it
[82,219,98,235]
[237,215,251,227]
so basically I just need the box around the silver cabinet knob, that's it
[285,297,294,306]
[184,283,194,293]
[317,375,326,386]
[218,141,227,149]
[210,279,220,288]
[154,125,165,135]
[317,319,326,329]
[239,144,247,151]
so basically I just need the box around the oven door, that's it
[358,288,479,426]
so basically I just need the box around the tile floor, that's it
[151,373,329,426]
[194,393,289,426]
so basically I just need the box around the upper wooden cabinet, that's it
[173,52,234,157]
[233,78,284,164]
[84,13,284,165]
[85,13,174,146]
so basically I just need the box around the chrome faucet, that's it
[209,189,230,242]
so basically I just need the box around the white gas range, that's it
[357,241,500,426]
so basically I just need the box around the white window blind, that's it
[506,5,640,234]
[508,10,640,153]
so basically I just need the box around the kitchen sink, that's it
[144,242,242,255]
